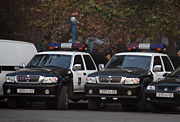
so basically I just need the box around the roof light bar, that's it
[127,43,165,52]
[48,43,87,51]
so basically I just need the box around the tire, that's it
[57,85,69,110]
[88,97,100,110]
[7,97,17,109]
[137,88,147,112]
[150,103,162,113]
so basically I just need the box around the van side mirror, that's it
[73,64,82,70]
[98,64,104,71]
[153,65,162,72]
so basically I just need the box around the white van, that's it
[0,39,37,99]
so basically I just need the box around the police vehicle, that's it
[3,43,99,109]
[85,43,176,111]
[146,67,180,113]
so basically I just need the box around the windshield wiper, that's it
[44,65,66,70]
[123,67,145,70]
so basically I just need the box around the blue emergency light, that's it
[48,43,88,51]
[127,43,166,52]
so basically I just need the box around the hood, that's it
[89,67,149,77]
[156,77,180,85]
[7,66,70,76]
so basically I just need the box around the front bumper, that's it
[85,83,141,103]
[146,90,180,106]
[3,83,60,101]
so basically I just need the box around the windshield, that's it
[27,54,72,69]
[106,55,151,70]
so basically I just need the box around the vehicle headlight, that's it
[146,85,156,90]
[124,78,140,84]
[86,77,97,83]
[6,76,15,83]
[42,77,58,83]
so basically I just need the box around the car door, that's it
[152,56,165,81]
[72,55,86,92]
[82,54,97,85]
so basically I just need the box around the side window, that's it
[73,55,84,70]
[83,55,96,70]
[153,56,163,71]
[0,66,1,73]
[162,56,173,71]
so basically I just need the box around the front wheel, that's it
[57,85,69,110]
[88,97,100,110]
[7,97,17,109]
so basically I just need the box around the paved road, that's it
[0,101,180,122]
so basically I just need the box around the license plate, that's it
[99,89,117,94]
[156,92,174,98]
[17,89,35,94]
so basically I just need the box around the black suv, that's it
[85,52,175,111]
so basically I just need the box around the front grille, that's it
[98,76,122,84]
[157,86,177,91]
[16,75,40,83]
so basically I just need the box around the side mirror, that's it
[73,64,82,70]
[98,64,104,71]
[153,65,162,72]
[22,63,26,68]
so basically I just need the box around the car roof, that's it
[115,52,168,56]
[37,51,90,55]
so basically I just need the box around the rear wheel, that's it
[7,97,17,109]
[88,97,100,110]
[57,85,69,110]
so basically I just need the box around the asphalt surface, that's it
[1,101,180,122]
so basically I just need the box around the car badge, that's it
[164,88,168,91]
[25,75,31,81]
[107,76,113,83]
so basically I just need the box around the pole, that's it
[72,22,76,43]
[90,40,93,53]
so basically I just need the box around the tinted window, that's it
[153,56,163,71]
[162,56,173,71]
[73,55,84,70]
[106,55,151,70]
[27,54,72,69]
[83,55,96,70]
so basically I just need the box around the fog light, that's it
[147,98,151,101]
[101,97,106,100]
[113,97,118,100]
[44,89,50,95]
[127,90,132,96]
[7,89,11,94]
[89,89,93,94]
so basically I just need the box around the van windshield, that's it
[27,54,72,69]
[106,55,151,70]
